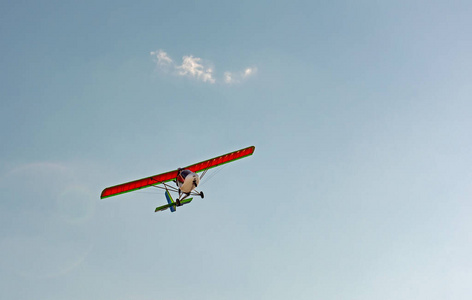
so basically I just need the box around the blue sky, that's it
[1,1,472,299]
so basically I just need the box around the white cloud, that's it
[243,67,257,78]
[223,67,258,84]
[150,49,173,66]
[176,55,215,84]
[150,49,256,85]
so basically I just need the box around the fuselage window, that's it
[180,169,191,179]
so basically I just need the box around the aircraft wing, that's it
[185,145,255,173]
[100,146,255,199]
[100,169,177,199]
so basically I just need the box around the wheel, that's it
[200,191,204,198]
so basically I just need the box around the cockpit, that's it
[179,169,192,179]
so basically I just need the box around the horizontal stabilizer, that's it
[155,203,174,212]
[155,198,193,213]
[180,198,193,205]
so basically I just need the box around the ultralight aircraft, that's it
[100,146,255,213]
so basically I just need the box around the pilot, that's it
[176,168,191,184]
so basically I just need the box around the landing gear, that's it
[200,191,204,198]
[177,192,191,206]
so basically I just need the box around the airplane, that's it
[100,146,255,213]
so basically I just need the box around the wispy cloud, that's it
[150,49,256,85]
[224,67,258,84]
[243,67,257,78]
[177,55,215,83]
[150,49,173,66]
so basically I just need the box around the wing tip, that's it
[100,188,111,199]
[243,145,255,156]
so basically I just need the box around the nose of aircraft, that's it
[193,174,200,187]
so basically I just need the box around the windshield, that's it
[180,169,192,179]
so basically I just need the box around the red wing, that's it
[100,170,177,199]
[100,146,255,199]
[186,146,255,173]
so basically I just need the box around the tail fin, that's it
[165,190,176,212]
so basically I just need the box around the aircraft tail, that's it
[165,190,176,212]
[155,191,193,213]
